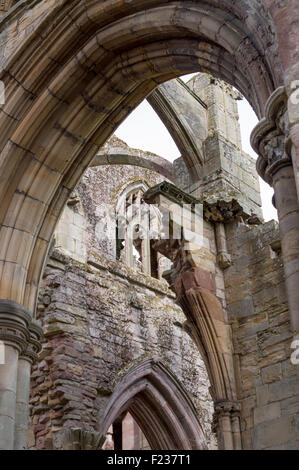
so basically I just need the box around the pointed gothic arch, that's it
[0,0,283,313]
[98,358,208,450]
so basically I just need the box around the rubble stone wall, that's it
[29,159,217,450]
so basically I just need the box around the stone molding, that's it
[0,300,42,362]
[213,399,241,418]
[175,279,236,403]
[251,86,292,185]
[143,180,199,210]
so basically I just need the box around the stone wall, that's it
[28,75,299,450]
[29,157,216,450]
[187,74,262,221]
[225,219,299,450]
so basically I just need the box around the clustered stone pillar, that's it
[0,300,42,450]
[252,87,299,352]
[212,401,241,450]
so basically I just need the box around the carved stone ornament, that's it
[0,300,43,363]
[251,87,292,185]
[212,400,241,433]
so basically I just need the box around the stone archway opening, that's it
[98,358,208,451]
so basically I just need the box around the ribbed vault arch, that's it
[0,1,283,312]
[99,358,208,450]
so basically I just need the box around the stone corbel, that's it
[215,223,231,270]
[63,428,106,450]
[203,198,262,270]
[67,189,80,207]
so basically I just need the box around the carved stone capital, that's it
[20,319,43,364]
[212,400,241,431]
[251,87,292,185]
[0,300,42,362]
[63,428,106,450]
[214,399,241,415]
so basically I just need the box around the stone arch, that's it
[148,78,208,181]
[98,357,208,450]
[91,153,173,181]
[0,1,284,314]
[115,180,150,215]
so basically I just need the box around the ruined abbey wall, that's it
[29,149,217,450]
[27,73,299,450]
[0,0,299,453]
[225,219,298,449]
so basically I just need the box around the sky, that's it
[115,73,278,222]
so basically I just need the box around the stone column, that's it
[141,237,151,276]
[272,166,299,337]
[252,87,299,346]
[0,344,19,450]
[0,300,42,450]
[231,408,242,450]
[14,321,43,450]
[14,358,31,450]
[213,401,241,451]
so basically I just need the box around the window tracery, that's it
[116,182,166,279]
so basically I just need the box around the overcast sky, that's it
[115,73,277,222]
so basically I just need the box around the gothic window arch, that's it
[115,181,165,279]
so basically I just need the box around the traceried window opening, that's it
[116,183,164,280]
